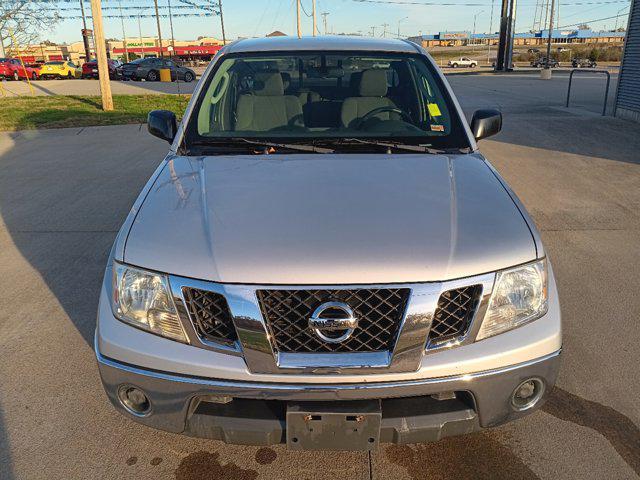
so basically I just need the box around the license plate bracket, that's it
[286,400,381,451]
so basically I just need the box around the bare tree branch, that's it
[0,1,59,54]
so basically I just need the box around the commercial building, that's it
[408,29,626,48]
[5,37,224,65]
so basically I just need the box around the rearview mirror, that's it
[148,110,177,143]
[470,109,502,141]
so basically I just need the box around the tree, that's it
[0,1,59,55]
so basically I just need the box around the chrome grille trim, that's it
[257,288,411,353]
[167,273,496,374]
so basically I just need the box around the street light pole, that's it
[118,0,128,63]
[297,0,302,38]
[472,10,484,50]
[397,16,408,39]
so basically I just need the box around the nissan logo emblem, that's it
[308,301,359,343]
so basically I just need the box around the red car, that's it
[0,58,39,80]
[81,59,121,79]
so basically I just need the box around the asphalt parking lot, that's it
[1,74,639,479]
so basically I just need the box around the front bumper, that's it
[97,345,561,446]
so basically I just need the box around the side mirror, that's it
[148,109,177,143]
[470,109,502,141]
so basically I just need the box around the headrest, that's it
[280,72,291,91]
[358,69,388,97]
[349,72,363,93]
[253,72,284,96]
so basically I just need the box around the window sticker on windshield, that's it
[428,103,442,117]
[430,124,445,132]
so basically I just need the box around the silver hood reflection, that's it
[123,153,536,284]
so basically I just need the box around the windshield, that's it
[46,61,64,65]
[184,51,470,150]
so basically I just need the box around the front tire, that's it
[147,70,158,81]
[67,71,73,79]
[452,63,458,68]
[13,70,19,81]
[470,63,477,68]
[32,72,37,80]
[184,71,194,82]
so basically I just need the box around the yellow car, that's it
[38,60,82,79]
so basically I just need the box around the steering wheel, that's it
[354,106,413,130]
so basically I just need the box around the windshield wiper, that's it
[191,138,333,154]
[338,138,445,154]
[234,138,334,154]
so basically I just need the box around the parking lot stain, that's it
[175,451,258,480]
[542,386,640,475]
[126,456,138,466]
[385,432,539,480]
[254,447,277,465]
[151,457,163,466]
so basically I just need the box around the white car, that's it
[448,57,478,68]
[96,35,561,451]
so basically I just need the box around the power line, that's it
[556,11,629,27]
[300,0,313,16]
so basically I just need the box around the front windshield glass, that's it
[185,51,470,149]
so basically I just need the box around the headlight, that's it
[477,259,548,340]
[112,262,187,342]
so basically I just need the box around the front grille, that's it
[257,289,410,353]
[429,285,482,343]
[183,288,237,344]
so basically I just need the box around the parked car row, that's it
[529,56,598,68]
[117,57,196,82]
[0,56,196,82]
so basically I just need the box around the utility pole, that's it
[118,0,128,62]
[488,0,495,64]
[218,0,227,44]
[545,0,556,68]
[89,0,113,111]
[79,0,92,62]
[153,0,164,57]
[0,30,5,58]
[138,12,144,58]
[296,0,302,38]
[371,25,376,37]
[322,12,329,35]
[168,0,176,57]
[382,23,389,37]
[312,0,318,36]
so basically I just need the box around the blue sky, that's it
[44,0,631,45]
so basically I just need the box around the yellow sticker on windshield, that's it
[427,103,442,117]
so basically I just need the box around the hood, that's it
[124,153,536,285]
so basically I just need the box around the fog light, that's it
[117,385,151,417]
[511,378,545,411]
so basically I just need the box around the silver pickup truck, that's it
[95,36,561,451]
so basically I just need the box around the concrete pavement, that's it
[0,75,639,479]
